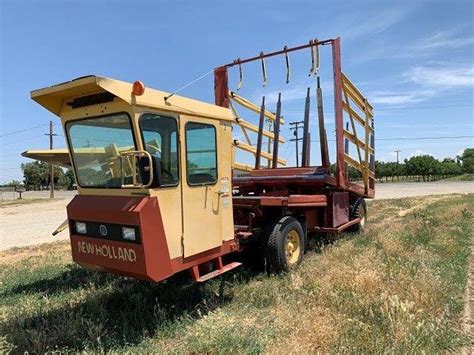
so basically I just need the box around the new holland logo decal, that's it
[77,241,137,263]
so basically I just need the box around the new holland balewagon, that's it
[24,37,375,282]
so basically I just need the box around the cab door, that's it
[181,116,232,257]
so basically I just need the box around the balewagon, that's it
[24,37,375,282]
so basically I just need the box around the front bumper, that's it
[67,195,173,282]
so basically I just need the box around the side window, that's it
[139,114,179,186]
[185,122,217,185]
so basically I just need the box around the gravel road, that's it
[1,182,473,251]
[0,191,76,251]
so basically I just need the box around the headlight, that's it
[75,221,87,234]
[122,227,136,241]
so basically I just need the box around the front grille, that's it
[71,220,141,244]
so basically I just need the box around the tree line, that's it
[4,161,75,190]
[348,148,473,182]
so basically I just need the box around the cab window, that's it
[185,122,217,185]
[66,113,136,188]
[139,114,179,186]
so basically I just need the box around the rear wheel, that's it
[265,216,305,273]
[349,198,367,232]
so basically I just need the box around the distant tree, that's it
[440,158,462,177]
[6,180,22,189]
[374,160,384,180]
[22,161,48,188]
[404,155,440,181]
[459,148,474,173]
[59,169,76,190]
[21,161,65,190]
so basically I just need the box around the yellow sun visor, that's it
[31,75,234,120]
[21,149,71,168]
[30,75,128,116]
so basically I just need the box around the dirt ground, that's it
[0,191,75,251]
[0,182,472,251]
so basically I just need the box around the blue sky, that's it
[1,0,473,183]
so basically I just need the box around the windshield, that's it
[66,113,136,188]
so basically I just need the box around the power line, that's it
[311,135,474,143]
[0,123,49,138]
[375,135,474,141]
[0,135,46,148]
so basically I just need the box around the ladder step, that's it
[196,261,242,282]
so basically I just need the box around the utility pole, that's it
[289,120,304,167]
[394,150,401,164]
[45,121,57,198]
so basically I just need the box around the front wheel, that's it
[265,216,305,273]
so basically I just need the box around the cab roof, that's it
[31,75,234,121]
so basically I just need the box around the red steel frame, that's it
[213,37,373,198]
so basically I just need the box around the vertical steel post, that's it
[301,87,311,167]
[255,96,265,169]
[272,93,282,168]
[305,132,311,165]
[332,37,345,188]
[344,122,349,176]
[317,77,330,167]
[266,119,272,168]
[369,115,375,191]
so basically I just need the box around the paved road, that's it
[0,182,473,251]
[375,181,474,199]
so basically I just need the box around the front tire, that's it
[265,216,305,273]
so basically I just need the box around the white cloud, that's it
[409,149,428,158]
[369,64,474,107]
[415,28,474,50]
[404,65,474,88]
[341,7,410,40]
[354,24,474,64]
[370,90,435,105]
[264,86,308,105]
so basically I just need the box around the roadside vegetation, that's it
[1,194,472,353]
[373,148,474,183]
[341,148,474,183]
[441,173,474,182]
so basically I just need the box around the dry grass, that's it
[0,241,70,266]
[0,194,472,353]
[0,198,63,208]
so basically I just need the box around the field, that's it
[442,174,474,182]
[0,194,472,353]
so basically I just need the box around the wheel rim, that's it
[360,204,367,227]
[285,230,301,265]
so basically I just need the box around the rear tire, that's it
[265,216,305,273]
[349,198,367,232]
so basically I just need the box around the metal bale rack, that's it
[213,39,375,234]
